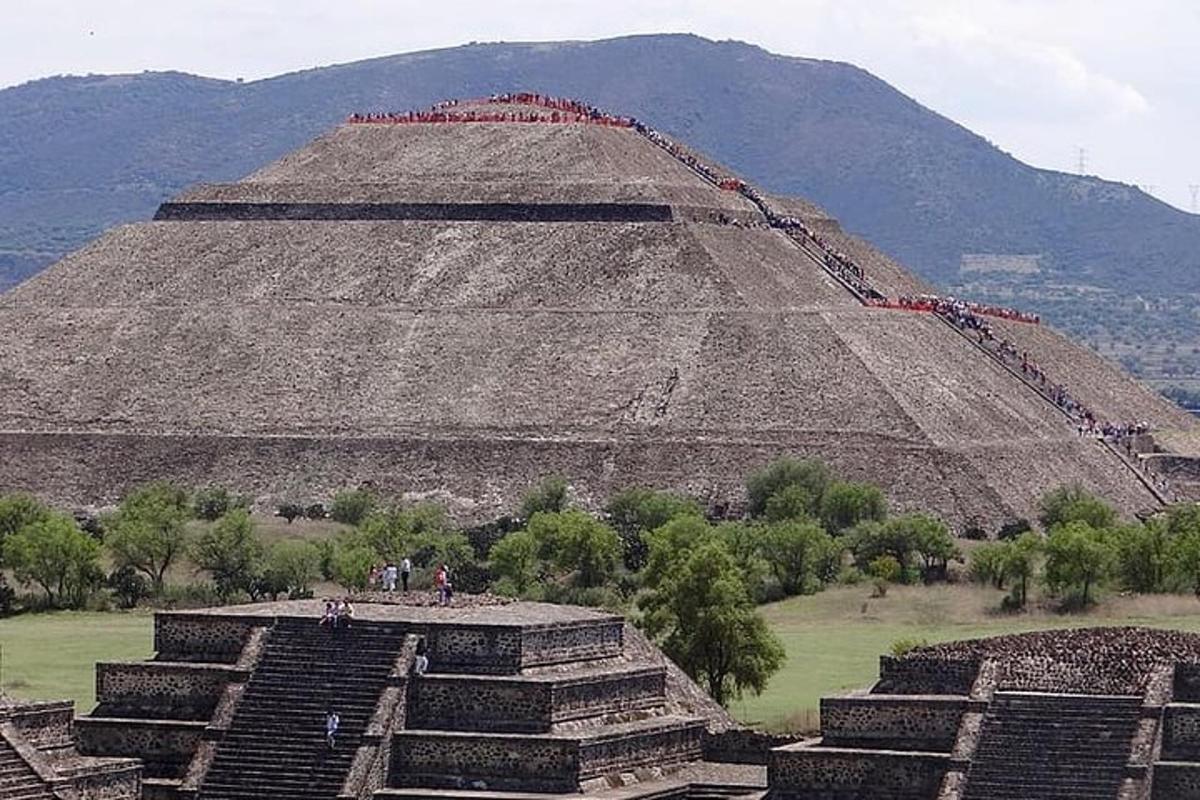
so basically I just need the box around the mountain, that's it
[2,35,1198,347]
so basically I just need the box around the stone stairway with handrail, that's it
[197,617,410,800]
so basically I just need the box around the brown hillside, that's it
[0,97,1189,524]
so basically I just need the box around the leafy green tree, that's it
[758,519,840,595]
[746,458,830,517]
[639,539,784,706]
[764,484,817,523]
[605,488,701,570]
[519,475,570,519]
[358,502,453,564]
[1170,525,1200,596]
[1038,485,1117,531]
[1043,521,1113,606]
[713,521,772,601]
[330,489,377,525]
[908,515,961,582]
[969,542,1009,589]
[104,482,191,592]
[0,494,49,542]
[641,513,716,588]
[1112,520,1170,593]
[4,512,102,607]
[192,486,247,522]
[527,510,621,588]
[331,543,376,591]
[1001,532,1042,608]
[192,509,263,600]
[819,481,888,533]
[488,529,541,596]
[260,540,322,599]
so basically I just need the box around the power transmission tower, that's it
[1142,185,1157,197]
[1190,184,1200,213]
[1076,146,1087,175]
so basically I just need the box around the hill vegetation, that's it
[1,34,1198,385]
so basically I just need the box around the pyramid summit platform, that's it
[0,94,1194,523]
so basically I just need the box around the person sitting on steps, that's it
[325,710,339,750]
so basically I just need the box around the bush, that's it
[329,490,376,525]
[604,488,700,571]
[519,475,570,519]
[276,503,304,524]
[104,481,191,592]
[192,486,247,522]
[997,518,1033,541]
[107,566,150,609]
[890,637,928,657]
[305,503,327,521]
[526,510,621,588]
[1038,485,1116,531]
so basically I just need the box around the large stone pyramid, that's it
[0,95,1193,524]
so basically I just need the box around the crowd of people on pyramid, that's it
[887,294,1039,324]
[349,93,636,127]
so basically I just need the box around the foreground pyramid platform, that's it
[775,627,1200,800]
[73,597,770,800]
[0,95,1194,524]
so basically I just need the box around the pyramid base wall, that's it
[0,430,1155,528]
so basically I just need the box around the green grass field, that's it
[732,583,1200,731]
[7,580,1200,726]
[0,611,154,710]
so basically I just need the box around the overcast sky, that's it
[3,0,1197,212]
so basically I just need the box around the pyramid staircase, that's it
[0,734,54,800]
[196,617,410,800]
[962,692,1142,800]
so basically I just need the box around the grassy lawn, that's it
[0,611,154,711]
[732,583,1200,731]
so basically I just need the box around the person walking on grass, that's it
[325,710,340,750]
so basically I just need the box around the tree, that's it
[1043,521,1113,606]
[639,539,784,706]
[0,493,49,542]
[4,512,102,607]
[907,515,961,583]
[519,475,570,519]
[968,542,1009,589]
[758,520,839,595]
[192,486,247,522]
[104,482,191,592]
[260,540,322,600]
[192,509,263,600]
[330,489,376,525]
[605,488,700,570]
[1038,485,1117,531]
[527,510,621,588]
[331,543,376,591]
[488,529,541,596]
[1000,532,1042,608]
[1112,520,1170,593]
[819,481,888,533]
[745,458,830,517]
[764,485,817,523]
